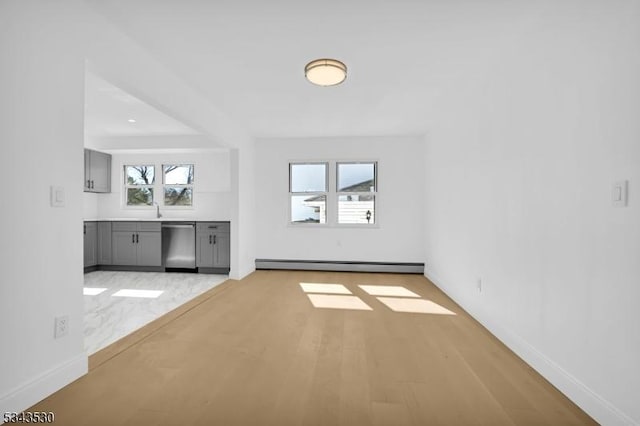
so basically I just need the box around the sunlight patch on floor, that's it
[300,283,352,294]
[307,294,373,311]
[112,289,164,298]
[83,287,108,296]
[358,285,420,298]
[376,297,456,315]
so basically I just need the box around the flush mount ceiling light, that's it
[305,58,347,86]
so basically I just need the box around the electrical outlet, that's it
[477,278,482,293]
[54,316,69,339]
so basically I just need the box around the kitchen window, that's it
[124,165,155,206]
[163,164,194,206]
[289,163,328,224]
[124,163,195,207]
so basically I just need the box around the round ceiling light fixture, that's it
[304,58,347,86]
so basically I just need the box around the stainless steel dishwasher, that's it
[161,222,196,269]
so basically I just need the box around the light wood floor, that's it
[31,271,596,425]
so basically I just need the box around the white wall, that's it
[230,146,257,279]
[84,150,232,221]
[255,136,425,263]
[82,3,257,280]
[0,0,87,417]
[423,2,640,424]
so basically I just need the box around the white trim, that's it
[288,162,329,226]
[0,353,87,421]
[121,162,197,209]
[161,163,195,208]
[288,159,380,228]
[424,270,638,426]
[122,163,156,208]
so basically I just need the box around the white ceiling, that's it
[84,0,545,139]
[84,72,199,138]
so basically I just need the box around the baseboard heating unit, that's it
[255,259,424,274]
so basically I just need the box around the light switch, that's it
[612,180,628,207]
[50,186,65,207]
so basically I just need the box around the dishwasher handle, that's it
[162,223,195,229]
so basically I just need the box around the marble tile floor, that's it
[83,271,227,355]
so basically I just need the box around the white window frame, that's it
[123,164,156,208]
[288,160,379,227]
[335,161,378,226]
[289,162,329,226]
[123,163,196,209]
[162,164,195,209]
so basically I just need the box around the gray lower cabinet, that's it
[83,222,97,267]
[137,231,162,266]
[214,232,230,268]
[196,222,230,269]
[85,220,226,272]
[84,149,111,193]
[97,221,112,265]
[112,222,162,267]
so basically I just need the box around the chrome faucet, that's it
[154,202,162,219]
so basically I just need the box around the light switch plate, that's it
[612,180,628,207]
[50,186,65,207]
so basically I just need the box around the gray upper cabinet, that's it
[196,222,230,269]
[84,149,111,193]
[112,222,162,267]
[83,222,98,268]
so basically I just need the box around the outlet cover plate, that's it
[612,180,628,207]
[54,315,69,338]
[50,186,65,207]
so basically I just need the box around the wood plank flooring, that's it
[31,270,596,425]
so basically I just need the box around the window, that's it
[163,164,194,206]
[288,161,377,226]
[125,165,155,206]
[124,163,195,207]
[337,162,377,224]
[289,163,328,224]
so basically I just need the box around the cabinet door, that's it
[112,231,137,265]
[213,232,230,268]
[137,231,162,266]
[196,232,214,267]
[90,150,111,193]
[97,222,112,265]
[83,222,97,267]
[83,149,92,191]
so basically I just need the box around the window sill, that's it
[287,222,379,229]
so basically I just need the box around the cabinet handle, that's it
[208,226,218,229]
[136,233,139,243]
[84,224,86,234]
[213,235,217,245]
[87,179,91,188]
[91,180,94,189]
[209,235,212,244]
[132,233,135,243]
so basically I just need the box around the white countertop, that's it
[84,218,228,222]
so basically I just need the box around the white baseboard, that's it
[425,271,637,426]
[0,352,88,423]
